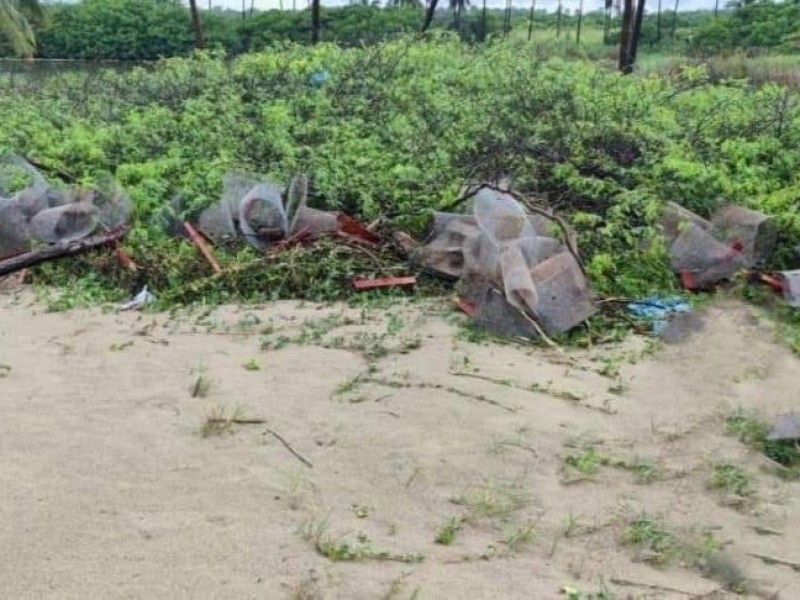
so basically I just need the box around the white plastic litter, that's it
[118,286,156,311]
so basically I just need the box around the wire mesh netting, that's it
[0,153,132,259]
[418,187,596,336]
[196,172,335,249]
[661,201,775,288]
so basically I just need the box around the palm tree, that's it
[0,0,41,58]
[618,0,633,72]
[556,0,563,37]
[421,0,439,32]
[671,0,679,39]
[629,0,645,63]
[187,0,206,49]
[657,0,662,42]
[311,0,321,43]
[527,0,535,41]
[602,0,612,44]
[450,0,468,31]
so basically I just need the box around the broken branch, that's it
[0,227,127,277]
[265,426,313,469]
[183,222,223,275]
[748,552,800,571]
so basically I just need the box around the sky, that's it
[195,0,724,13]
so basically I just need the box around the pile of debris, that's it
[160,172,385,279]
[662,200,799,306]
[1,154,797,336]
[0,154,133,276]
[192,173,340,250]
[415,187,596,339]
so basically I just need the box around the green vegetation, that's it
[0,0,41,57]
[434,516,463,545]
[0,6,798,317]
[626,513,679,564]
[4,0,505,59]
[302,519,424,563]
[564,446,606,476]
[625,513,748,590]
[726,412,800,478]
[4,0,798,60]
[242,358,260,371]
[710,462,754,498]
[689,0,800,55]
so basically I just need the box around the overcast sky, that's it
[193,0,724,13]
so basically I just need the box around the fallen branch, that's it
[609,577,701,596]
[336,214,381,247]
[115,243,138,271]
[516,307,571,360]
[207,417,266,425]
[495,441,538,456]
[748,552,800,571]
[450,371,613,414]
[183,222,222,275]
[0,227,127,277]
[265,426,313,469]
[363,376,520,413]
[353,276,416,291]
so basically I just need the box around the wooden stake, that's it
[183,222,222,275]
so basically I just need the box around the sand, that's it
[1,289,799,599]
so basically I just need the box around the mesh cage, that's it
[198,172,290,248]
[0,154,133,257]
[29,203,97,244]
[710,205,777,268]
[197,172,251,242]
[418,187,595,336]
[0,199,31,257]
[238,182,287,250]
[669,223,746,287]
[91,178,133,230]
[529,251,596,335]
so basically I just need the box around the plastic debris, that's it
[628,296,692,336]
[309,70,331,88]
[118,286,156,311]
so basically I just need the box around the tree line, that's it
[1,0,797,68]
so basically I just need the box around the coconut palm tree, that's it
[311,0,321,43]
[188,0,206,49]
[0,0,41,58]
[450,0,469,30]
[421,0,439,32]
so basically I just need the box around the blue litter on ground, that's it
[627,296,691,335]
[309,70,331,88]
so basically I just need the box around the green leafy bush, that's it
[0,38,798,303]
